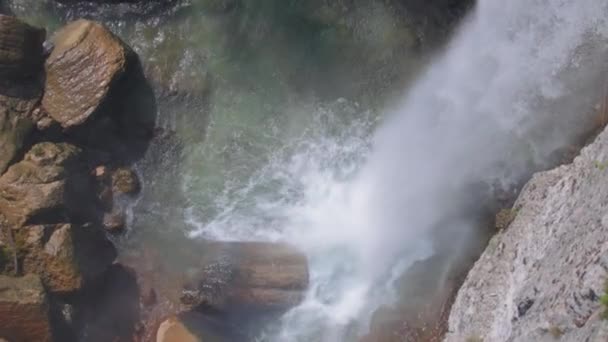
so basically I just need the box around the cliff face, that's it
[445,126,608,341]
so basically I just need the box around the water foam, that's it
[189,1,608,340]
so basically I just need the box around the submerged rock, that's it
[181,241,308,314]
[42,19,135,128]
[102,209,127,233]
[112,167,141,195]
[0,274,52,342]
[445,125,608,341]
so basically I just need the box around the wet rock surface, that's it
[181,241,309,315]
[0,274,52,342]
[156,312,234,342]
[445,125,608,341]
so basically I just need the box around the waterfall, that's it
[188,1,608,340]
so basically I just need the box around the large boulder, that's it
[0,15,45,80]
[0,142,116,293]
[42,19,134,128]
[181,241,309,314]
[445,123,608,341]
[0,274,52,342]
[16,223,116,294]
[0,142,83,228]
[0,15,45,174]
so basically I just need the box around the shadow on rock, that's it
[71,264,141,342]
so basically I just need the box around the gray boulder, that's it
[445,126,608,341]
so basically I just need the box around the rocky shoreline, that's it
[0,13,311,341]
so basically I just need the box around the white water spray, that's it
[189,1,608,340]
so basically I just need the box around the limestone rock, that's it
[0,274,52,342]
[445,125,608,341]
[181,241,309,314]
[0,15,45,80]
[0,142,81,228]
[42,19,134,128]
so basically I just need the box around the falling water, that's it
[183,0,608,340]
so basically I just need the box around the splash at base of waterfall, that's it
[187,1,608,341]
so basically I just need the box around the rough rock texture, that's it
[0,274,52,342]
[181,241,309,314]
[445,127,608,341]
[0,96,35,174]
[0,15,45,79]
[0,15,45,174]
[0,142,82,228]
[17,223,116,294]
[42,19,134,128]
[112,167,140,195]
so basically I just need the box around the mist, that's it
[182,0,608,340]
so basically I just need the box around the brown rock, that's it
[18,223,116,294]
[0,142,81,228]
[103,209,126,233]
[0,16,46,174]
[156,317,200,342]
[0,274,52,342]
[0,102,34,175]
[181,241,308,314]
[112,167,140,195]
[156,312,230,342]
[42,19,134,128]
[0,15,45,80]
[93,165,107,179]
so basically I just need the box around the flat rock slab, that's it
[0,274,52,342]
[181,241,309,314]
[42,19,132,128]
